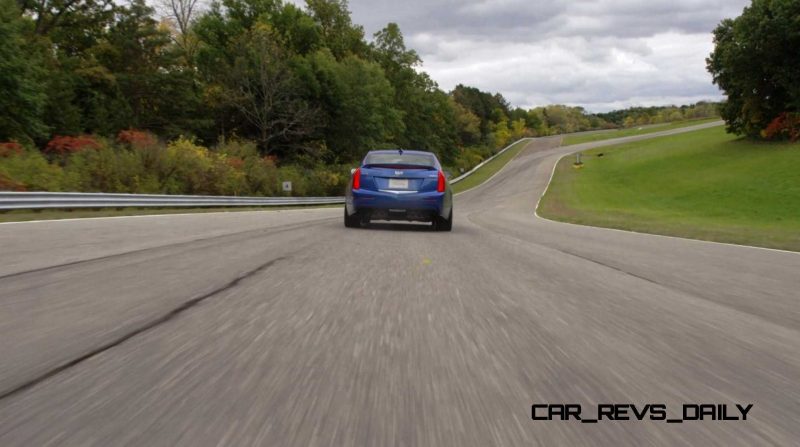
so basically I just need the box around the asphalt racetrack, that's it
[1,122,798,445]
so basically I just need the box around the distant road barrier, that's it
[1,137,538,210]
[449,138,533,184]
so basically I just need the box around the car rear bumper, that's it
[349,189,445,219]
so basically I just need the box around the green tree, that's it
[527,109,548,135]
[17,0,115,37]
[623,116,635,128]
[272,3,322,55]
[405,87,458,163]
[491,117,511,148]
[220,24,320,155]
[451,84,510,141]
[370,22,458,161]
[302,49,401,161]
[707,0,800,137]
[95,0,206,137]
[542,105,569,133]
[216,0,281,29]
[19,0,116,137]
[0,0,47,141]
[305,0,366,59]
[452,99,481,146]
[510,118,527,139]
[372,22,419,71]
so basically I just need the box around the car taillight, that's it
[352,168,361,190]
[437,170,445,192]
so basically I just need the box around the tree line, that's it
[1,0,718,194]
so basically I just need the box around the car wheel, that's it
[434,209,453,232]
[344,208,360,228]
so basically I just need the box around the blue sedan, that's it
[344,150,453,231]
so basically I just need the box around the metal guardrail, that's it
[0,137,536,210]
[449,138,533,184]
[0,191,344,210]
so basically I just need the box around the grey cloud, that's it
[350,0,747,40]
[289,0,751,111]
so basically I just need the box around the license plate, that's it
[388,178,409,189]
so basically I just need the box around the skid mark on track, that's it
[0,218,334,281]
[0,257,286,401]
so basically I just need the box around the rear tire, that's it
[344,207,360,228]
[434,209,453,232]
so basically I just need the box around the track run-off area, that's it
[1,121,798,446]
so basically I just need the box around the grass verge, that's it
[451,139,531,194]
[538,126,800,252]
[0,204,341,223]
[561,118,720,146]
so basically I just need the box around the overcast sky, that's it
[310,0,750,112]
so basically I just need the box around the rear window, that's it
[363,152,436,169]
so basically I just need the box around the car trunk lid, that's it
[361,167,438,192]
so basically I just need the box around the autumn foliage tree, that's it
[44,135,103,155]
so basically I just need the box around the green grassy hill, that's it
[538,126,800,251]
